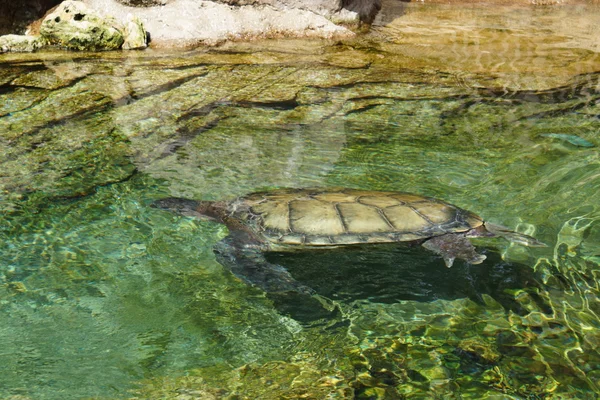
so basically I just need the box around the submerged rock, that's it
[539,133,595,148]
[40,1,125,50]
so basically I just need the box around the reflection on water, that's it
[1,3,600,399]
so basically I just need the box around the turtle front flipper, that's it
[213,236,315,295]
[422,233,487,268]
[213,236,342,323]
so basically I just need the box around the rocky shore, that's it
[1,0,586,52]
[0,0,383,52]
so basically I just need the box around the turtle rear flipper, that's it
[484,223,547,247]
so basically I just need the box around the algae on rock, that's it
[40,1,125,51]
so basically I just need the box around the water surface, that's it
[1,3,600,399]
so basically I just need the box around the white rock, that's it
[83,0,354,48]
[0,34,45,53]
[122,13,147,49]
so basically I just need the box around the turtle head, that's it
[483,223,547,247]
[152,197,224,222]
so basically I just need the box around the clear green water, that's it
[1,4,600,398]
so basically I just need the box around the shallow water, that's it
[1,3,600,399]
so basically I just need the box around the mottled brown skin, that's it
[153,188,545,294]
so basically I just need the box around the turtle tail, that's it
[484,222,547,247]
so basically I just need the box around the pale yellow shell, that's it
[233,188,483,246]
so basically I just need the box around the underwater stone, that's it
[40,1,124,51]
[0,34,45,53]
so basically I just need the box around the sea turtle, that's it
[153,188,545,295]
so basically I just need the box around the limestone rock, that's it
[206,0,380,23]
[82,0,355,47]
[211,0,343,16]
[0,34,45,52]
[40,0,125,50]
[198,0,378,23]
[122,13,147,49]
[115,0,170,5]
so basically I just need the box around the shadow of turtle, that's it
[265,244,550,323]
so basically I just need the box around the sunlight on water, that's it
[1,3,600,398]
